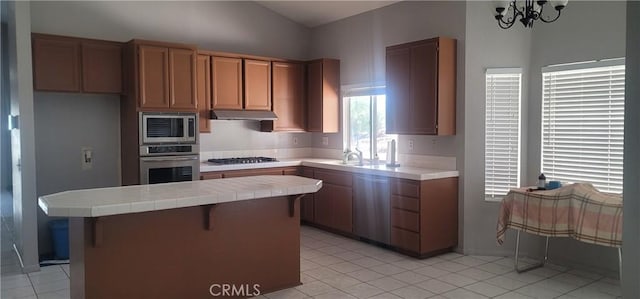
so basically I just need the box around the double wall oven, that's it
[139,112,200,184]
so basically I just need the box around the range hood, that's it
[209,110,278,121]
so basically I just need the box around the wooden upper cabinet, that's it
[82,41,122,93]
[32,35,81,92]
[385,37,456,135]
[307,59,340,133]
[265,62,305,132]
[385,47,411,134]
[169,48,197,109]
[138,45,170,109]
[212,56,243,110]
[244,59,272,111]
[196,55,211,133]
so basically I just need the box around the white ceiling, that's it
[256,1,400,28]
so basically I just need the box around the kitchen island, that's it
[38,176,322,299]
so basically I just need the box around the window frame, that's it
[484,68,523,202]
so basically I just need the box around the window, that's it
[485,68,522,201]
[541,59,625,194]
[343,86,396,160]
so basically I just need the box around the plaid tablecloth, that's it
[497,183,623,248]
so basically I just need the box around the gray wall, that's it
[34,93,121,254]
[6,0,39,272]
[525,1,626,273]
[29,0,313,255]
[309,1,467,155]
[623,1,640,297]
[463,1,533,257]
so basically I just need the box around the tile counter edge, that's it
[39,175,322,218]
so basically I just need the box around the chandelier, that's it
[493,0,568,29]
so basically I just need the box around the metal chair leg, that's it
[514,230,548,273]
[618,247,622,281]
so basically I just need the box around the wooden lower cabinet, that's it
[312,169,353,234]
[199,167,293,180]
[390,177,458,257]
[300,168,315,222]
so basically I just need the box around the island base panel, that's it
[70,196,300,299]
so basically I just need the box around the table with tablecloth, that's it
[497,183,623,248]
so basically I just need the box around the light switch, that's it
[408,139,414,151]
[82,147,93,170]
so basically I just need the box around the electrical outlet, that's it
[293,137,298,145]
[322,137,329,146]
[408,139,414,151]
[81,147,93,170]
[432,138,437,145]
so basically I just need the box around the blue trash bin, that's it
[49,219,69,260]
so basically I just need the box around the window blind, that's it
[485,69,522,200]
[541,60,625,194]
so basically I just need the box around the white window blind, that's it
[485,68,522,201]
[541,59,625,194]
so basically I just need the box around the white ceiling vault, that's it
[256,1,400,28]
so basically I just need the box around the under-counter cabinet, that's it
[312,169,353,234]
[196,54,211,132]
[261,62,306,132]
[200,167,298,180]
[390,177,458,257]
[300,167,315,222]
[307,59,340,133]
[386,37,456,135]
[32,33,122,93]
[137,43,197,110]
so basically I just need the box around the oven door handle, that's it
[140,156,199,162]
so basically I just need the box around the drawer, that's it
[390,179,420,198]
[391,195,419,212]
[223,168,284,178]
[391,227,420,252]
[391,209,419,232]
[314,169,352,187]
[200,172,223,180]
[283,167,301,176]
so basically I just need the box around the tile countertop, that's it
[38,176,322,218]
[200,158,459,181]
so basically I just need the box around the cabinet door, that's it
[272,62,305,131]
[169,48,197,109]
[212,57,243,110]
[314,183,353,233]
[244,59,272,111]
[385,46,411,134]
[32,37,81,92]
[353,175,390,244]
[410,41,438,134]
[300,168,315,222]
[306,61,323,132]
[139,45,169,108]
[196,55,211,132]
[82,41,122,93]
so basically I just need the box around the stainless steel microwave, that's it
[139,112,197,145]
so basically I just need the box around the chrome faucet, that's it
[342,148,364,166]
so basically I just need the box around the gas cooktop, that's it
[207,157,279,165]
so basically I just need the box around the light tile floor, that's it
[1,225,621,299]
